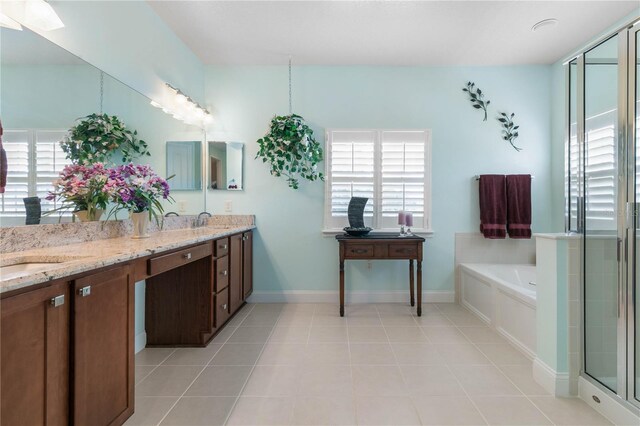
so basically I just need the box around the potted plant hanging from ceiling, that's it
[256,58,324,189]
[60,113,150,165]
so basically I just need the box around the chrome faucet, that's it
[164,211,179,217]
[195,211,212,228]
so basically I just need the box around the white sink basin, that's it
[0,256,88,281]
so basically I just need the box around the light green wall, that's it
[205,65,553,294]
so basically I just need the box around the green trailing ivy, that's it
[60,113,150,165]
[498,112,521,151]
[462,81,490,121]
[256,114,324,189]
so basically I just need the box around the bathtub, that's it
[459,263,537,358]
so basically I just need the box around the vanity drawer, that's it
[215,287,230,327]
[148,243,212,276]
[214,256,229,292]
[215,238,229,257]
[344,244,375,259]
[388,244,418,259]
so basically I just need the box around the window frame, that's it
[322,128,432,235]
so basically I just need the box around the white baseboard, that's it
[247,290,455,304]
[579,376,640,425]
[135,331,147,354]
[533,358,571,397]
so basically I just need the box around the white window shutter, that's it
[1,130,31,215]
[324,129,431,232]
[35,130,70,213]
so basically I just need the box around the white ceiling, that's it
[148,0,638,66]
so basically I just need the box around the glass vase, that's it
[130,211,150,239]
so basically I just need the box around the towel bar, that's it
[474,175,535,180]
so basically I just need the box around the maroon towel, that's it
[479,175,507,239]
[0,119,6,194]
[506,174,532,239]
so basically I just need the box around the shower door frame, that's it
[568,17,640,410]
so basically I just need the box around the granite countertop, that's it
[0,224,255,294]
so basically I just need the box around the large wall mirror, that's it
[208,141,244,191]
[0,26,206,227]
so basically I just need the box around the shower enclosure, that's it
[566,18,640,409]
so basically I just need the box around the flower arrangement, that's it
[106,163,172,223]
[60,113,150,165]
[46,163,111,220]
[256,114,324,189]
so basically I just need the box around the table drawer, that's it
[215,238,229,257]
[215,287,230,328]
[344,244,375,259]
[388,244,418,259]
[148,243,212,276]
[214,256,229,292]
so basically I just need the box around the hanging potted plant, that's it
[256,114,324,189]
[255,58,324,189]
[106,164,173,238]
[60,113,150,165]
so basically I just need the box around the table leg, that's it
[417,260,422,316]
[339,260,345,317]
[409,259,415,307]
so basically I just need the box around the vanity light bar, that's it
[149,83,213,128]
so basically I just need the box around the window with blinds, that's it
[324,129,432,232]
[1,129,70,216]
[567,110,618,231]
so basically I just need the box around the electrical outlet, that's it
[177,200,187,213]
[224,200,232,213]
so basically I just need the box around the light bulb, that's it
[0,13,23,31]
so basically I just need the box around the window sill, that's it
[322,228,434,237]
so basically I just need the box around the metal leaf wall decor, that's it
[462,81,490,121]
[498,112,521,152]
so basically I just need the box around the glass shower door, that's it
[633,24,640,407]
[583,34,621,393]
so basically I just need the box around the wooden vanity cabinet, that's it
[73,264,134,426]
[229,233,244,313]
[1,280,70,426]
[242,231,253,299]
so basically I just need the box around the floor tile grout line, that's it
[374,304,423,425]
[221,306,282,426]
[443,303,559,426]
[432,303,491,426]
[134,348,178,388]
[152,343,225,426]
[150,303,253,426]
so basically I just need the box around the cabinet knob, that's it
[222,303,227,310]
[78,286,91,297]
[221,270,228,276]
[183,252,192,260]
[242,236,247,241]
[223,244,228,250]
[50,295,65,307]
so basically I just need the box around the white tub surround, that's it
[454,233,536,303]
[459,263,537,358]
[533,233,580,397]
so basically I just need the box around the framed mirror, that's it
[166,141,202,191]
[208,141,244,191]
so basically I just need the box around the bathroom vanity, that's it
[0,220,254,426]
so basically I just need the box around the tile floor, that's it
[125,303,612,426]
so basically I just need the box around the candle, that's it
[398,211,406,225]
[405,212,414,227]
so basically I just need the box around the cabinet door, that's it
[73,265,134,426]
[243,231,253,299]
[229,233,243,313]
[1,282,69,426]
